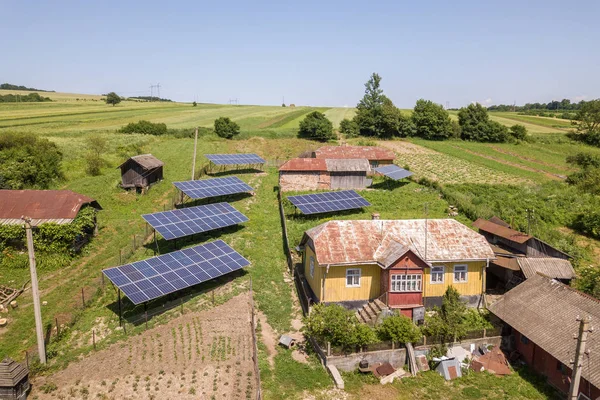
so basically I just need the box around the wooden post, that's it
[92,329,96,350]
[144,303,148,330]
[327,342,331,357]
[212,290,215,305]
[23,217,46,364]
[192,127,198,180]
[101,273,105,290]
[132,234,136,250]
[119,249,122,265]
[81,287,85,308]
[24,351,29,369]
[568,316,592,400]
[118,289,122,327]
[56,318,59,337]
[180,298,184,315]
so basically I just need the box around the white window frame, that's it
[309,256,315,278]
[453,264,468,283]
[346,268,361,287]
[391,274,422,292]
[430,266,445,284]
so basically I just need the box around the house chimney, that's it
[371,213,380,220]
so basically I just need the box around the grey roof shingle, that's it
[488,274,600,389]
[517,257,575,280]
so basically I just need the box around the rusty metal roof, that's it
[488,274,600,389]
[279,158,327,172]
[314,145,395,161]
[0,190,101,227]
[491,256,521,271]
[302,219,495,265]
[118,154,164,170]
[473,218,532,244]
[489,216,511,228]
[0,358,28,387]
[517,257,575,280]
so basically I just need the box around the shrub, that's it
[214,117,240,139]
[377,314,421,343]
[509,124,527,140]
[297,111,335,141]
[339,118,359,138]
[458,103,509,142]
[411,99,453,140]
[0,132,63,189]
[192,101,197,107]
[119,120,168,136]
[572,212,600,239]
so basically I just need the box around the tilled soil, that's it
[34,293,257,400]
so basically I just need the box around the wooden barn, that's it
[0,358,29,400]
[278,158,371,191]
[118,154,164,190]
[312,145,395,170]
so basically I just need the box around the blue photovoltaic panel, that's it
[205,153,265,166]
[287,190,371,215]
[103,240,250,304]
[173,177,253,199]
[374,165,414,181]
[142,202,248,240]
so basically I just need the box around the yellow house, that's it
[299,219,495,318]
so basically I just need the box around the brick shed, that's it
[279,158,371,191]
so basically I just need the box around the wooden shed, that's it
[118,154,164,190]
[0,358,29,400]
[278,158,370,191]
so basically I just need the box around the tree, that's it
[105,92,121,106]
[354,73,386,137]
[192,101,197,107]
[458,103,509,142]
[572,99,600,147]
[440,286,468,341]
[85,135,107,176]
[377,314,422,344]
[381,97,413,138]
[214,117,240,139]
[297,111,335,141]
[339,118,359,138]
[411,99,453,140]
[566,153,600,195]
[509,124,527,140]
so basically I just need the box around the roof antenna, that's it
[424,203,429,261]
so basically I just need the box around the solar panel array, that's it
[205,153,266,166]
[142,203,248,240]
[375,165,414,181]
[103,240,250,304]
[174,177,253,199]
[287,190,371,215]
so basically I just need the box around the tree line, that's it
[0,92,52,103]
[488,99,586,112]
[0,83,54,92]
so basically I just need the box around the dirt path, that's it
[33,292,256,400]
[257,310,278,368]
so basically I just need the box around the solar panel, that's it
[374,165,414,181]
[173,177,253,199]
[287,190,371,215]
[205,153,266,165]
[103,240,250,304]
[142,202,248,240]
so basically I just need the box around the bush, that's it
[339,118,359,138]
[411,99,453,140]
[0,132,63,189]
[458,103,509,142]
[119,120,168,135]
[572,212,600,239]
[377,314,421,343]
[297,111,335,141]
[509,124,527,140]
[214,117,240,139]
[85,153,103,176]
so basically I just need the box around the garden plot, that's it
[33,293,256,400]
[380,141,530,185]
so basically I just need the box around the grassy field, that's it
[0,93,594,399]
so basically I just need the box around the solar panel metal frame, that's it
[287,190,371,215]
[374,165,413,181]
[173,177,253,199]
[103,240,250,305]
[142,202,248,240]
[205,153,266,166]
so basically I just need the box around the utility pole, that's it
[424,203,429,261]
[150,85,154,101]
[191,127,198,180]
[568,316,592,400]
[157,83,161,101]
[23,217,46,364]
[526,208,534,235]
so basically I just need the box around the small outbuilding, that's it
[312,145,395,170]
[0,358,30,400]
[434,358,462,380]
[118,154,164,190]
[278,158,371,191]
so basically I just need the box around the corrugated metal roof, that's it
[473,218,532,244]
[302,219,495,265]
[279,158,327,172]
[0,357,28,387]
[517,257,575,280]
[492,256,521,271]
[314,145,395,161]
[489,216,511,228]
[488,274,600,389]
[325,159,370,172]
[0,190,100,227]
[118,154,164,170]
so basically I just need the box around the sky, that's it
[1,0,598,108]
